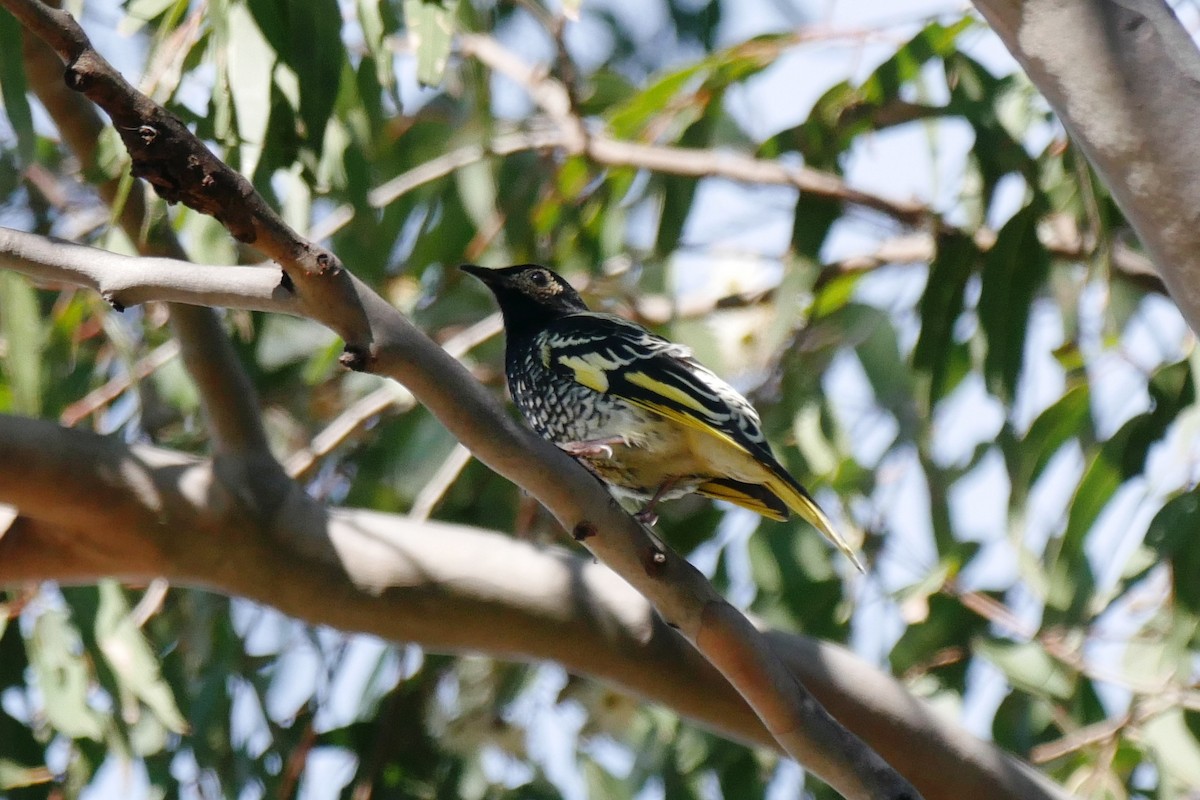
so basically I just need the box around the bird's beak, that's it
[460,264,501,285]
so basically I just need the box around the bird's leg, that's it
[557,437,626,460]
[634,479,679,526]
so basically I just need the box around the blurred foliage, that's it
[1,0,1198,798]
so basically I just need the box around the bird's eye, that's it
[529,270,551,288]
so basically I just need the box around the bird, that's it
[461,263,863,571]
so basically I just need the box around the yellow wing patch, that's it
[625,371,709,413]
[629,397,752,458]
[556,353,612,392]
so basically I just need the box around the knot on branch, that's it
[101,291,125,312]
[339,344,376,373]
[315,251,335,274]
[641,542,668,577]
[63,60,91,91]
[571,521,597,541]
[106,113,260,244]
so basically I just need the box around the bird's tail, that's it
[696,478,789,521]
[764,471,865,573]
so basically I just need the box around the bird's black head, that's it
[460,264,589,339]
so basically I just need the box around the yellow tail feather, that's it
[764,475,865,573]
[695,480,788,522]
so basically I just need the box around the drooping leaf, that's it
[978,203,1050,400]
[0,273,43,415]
[976,639,1075,701]
[914,232,978,404]
[404,0,459,87]
[226,2,275,175]
[0,8,35,164]
[95,581,188,736]
[28,609,106,741]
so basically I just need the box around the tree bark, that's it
[971,0,1200,334]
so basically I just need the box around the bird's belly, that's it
[510,367,767,502]
[559,403,768,502]
[588,420,706,498]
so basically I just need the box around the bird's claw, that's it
[634,508,659,526]
[560,439,618,459]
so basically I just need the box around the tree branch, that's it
[0,228,294,313]
[459,33,929,225]
[970,0,1200,333]
[0,415,1067,800]
[21,17,277,458]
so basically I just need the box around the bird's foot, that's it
[558,437,624,459]
[633,478,680,527]
[633,507,659,526]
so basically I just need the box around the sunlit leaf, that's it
[1142,709,1200,788]
[28,609,106,741]
[0,272,43,415]
[226,2,275,175]
[976,639,1074,701]
[404,0,458,87]
[95,581,188,736]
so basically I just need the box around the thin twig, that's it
[949,584,1170,695]
[284,313,502,480]
[409,443,473,521]
[59,340,180,426]
[459,33,927,225]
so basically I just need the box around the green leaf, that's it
[975,639,1074,700]
[28,609,106,741]
[404,0,458,88]
[654,99,718,255]
[606,36,778,140]
[1057,361,1193,578]
[0,8,35,164]
[1142,709,1200,788]
[768,19,972,166]
[1015,382,1091,490]
[0,759,52,791]
[0,273,43,415]
[842,303,918,440]
[119,0,180,35]
[913,232,978,404]
[95,581,188,736]
[291,0,344,144]
[1143,488,1200,614]
[226,2,275,175]
[357,0,396,90]
[978,203,1049,400]
[1044,364,1193,624]
[890,593,983,688]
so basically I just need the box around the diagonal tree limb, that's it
[0,414,1068,800]
[1,2,918,795]
[970,0,1200,335]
